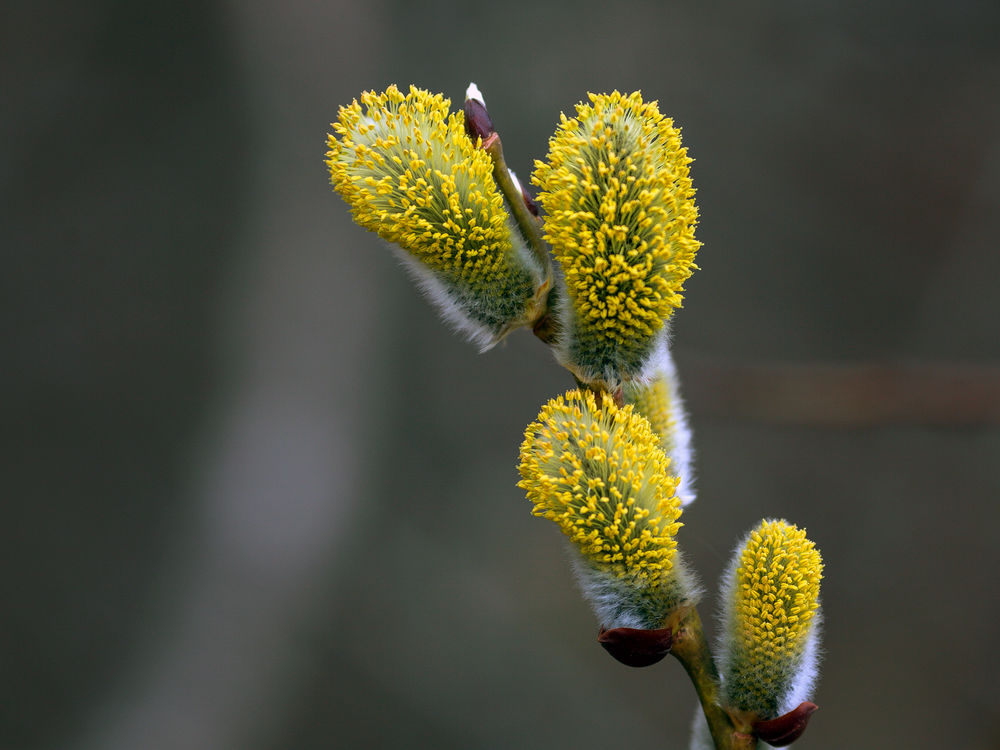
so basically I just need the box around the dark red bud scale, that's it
[464,97,495,142]
[753,701,818,747]
[597,625,674,667]
[520,183,541,217]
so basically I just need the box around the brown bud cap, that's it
[520,182,540,217]
[753,701,818,747]
[597,625,673,667]
[464,97,494,142]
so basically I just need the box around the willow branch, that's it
[479,132,550,281]
[671,607,757,750]
[464,88,556,342]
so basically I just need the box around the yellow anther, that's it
[732,520,823,664]
[518,389,683,581]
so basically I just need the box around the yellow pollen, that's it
[326,85,519,295]
[733,520,823,664]
[518,389,683,582]
[532,91,700,351]
[623,376,676,454]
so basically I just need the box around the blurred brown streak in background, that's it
[683,361,1000,427]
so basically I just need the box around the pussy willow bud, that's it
[532,91,700,388]
[463,82,494,142]
[327,84,545,350]
[622,340,695,506]
[719,520,823,721]
[518,389,697,629]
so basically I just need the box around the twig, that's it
[671,607,757,750]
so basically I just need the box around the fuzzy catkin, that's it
[327,84,544,348]
[718,520,823,719]
[532,91,700,387]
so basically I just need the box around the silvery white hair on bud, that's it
[715,529,823,719]
[777,611,822,716]
[688,706,714,750]
[569,547,700,630]
[393,248,502,352]
[552,305,671,391]
[465,81,485,105]
[649,335,697,506]
[572,557,652,630]
[391,224,544,352]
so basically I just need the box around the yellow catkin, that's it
[518,389,682,582]
[735,521,822,657]
[532,92,700,357]
[725,520,823,716]
[326,85,523,298]
[623,377,676,454]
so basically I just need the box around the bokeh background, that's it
[4,1,1000,748]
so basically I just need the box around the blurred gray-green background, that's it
[4,1,999,748]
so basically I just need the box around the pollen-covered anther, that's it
[532,91,700,386]
[719,520,823,720]
[327,84,544,348]
[518,389,686,607]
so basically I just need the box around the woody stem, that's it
[671,607,757,750]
